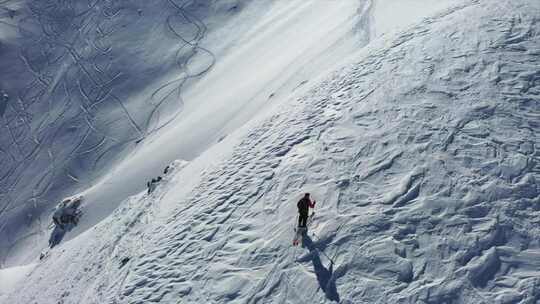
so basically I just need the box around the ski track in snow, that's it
[0,0,365,267]
[0,0,217,266]
[5,0,540,303]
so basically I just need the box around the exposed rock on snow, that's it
[49,196,83,247]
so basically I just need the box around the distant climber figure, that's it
[146,180,153,194]
[297,193,315,228]
[147,176,163,194]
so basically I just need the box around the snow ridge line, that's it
[111,95,341,302]
[109,1,540,302]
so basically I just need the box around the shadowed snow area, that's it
[0,0,368,267]
[2,0,540,303]
[0,0,225,266]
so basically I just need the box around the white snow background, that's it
[1,0,539,303]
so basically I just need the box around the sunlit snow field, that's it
[1,0,539,303]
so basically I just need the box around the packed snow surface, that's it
[2,0,540,303]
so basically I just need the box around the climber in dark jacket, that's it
[297,193,315,228]
[147,176,163,194]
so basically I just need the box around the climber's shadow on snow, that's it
[302,234,340,302]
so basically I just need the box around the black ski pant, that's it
[298,212,309,227]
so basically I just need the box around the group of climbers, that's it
[146,164,172,194]
[147,176,163,194]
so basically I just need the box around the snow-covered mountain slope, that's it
[0,0,224,266]
[0,0,466,270]
[4,0,539,303]
[1,0,373,267]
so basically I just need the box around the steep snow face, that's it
[7,0,540,303]
[0,0,368,267]
[0,0,231,266]
[75,0,368,252]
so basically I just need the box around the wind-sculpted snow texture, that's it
[0,0,218,266]
[115,2,540,303]
[5,0,540,303]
